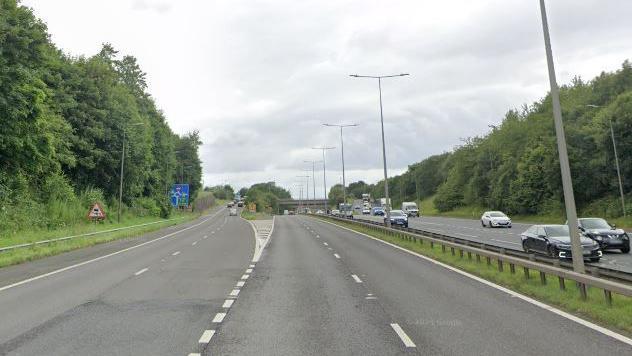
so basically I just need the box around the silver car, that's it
[481,211,512,228]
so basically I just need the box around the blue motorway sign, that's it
[170,184,190,207]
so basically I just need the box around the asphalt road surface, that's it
[205,215,631,355]
[1,212,631,355]
[0,207,254,356]
[356,214,632,273]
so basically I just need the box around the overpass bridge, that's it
[278,199,329,210]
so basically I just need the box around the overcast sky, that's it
[22,0,632,198]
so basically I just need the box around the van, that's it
[401,202,419,217]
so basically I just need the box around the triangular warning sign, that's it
[87,203,106,219]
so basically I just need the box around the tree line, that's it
[0,1,202,233]
[344,60,632,218]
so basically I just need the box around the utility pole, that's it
[539,0,584,273]
[312,147,335,212]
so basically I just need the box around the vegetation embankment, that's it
[240,210,273,220]
[340,62,632,223]
[319,216,632,336]
[1,1,205,259]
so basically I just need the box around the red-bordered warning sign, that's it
[87,203,106,221]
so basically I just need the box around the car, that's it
[577,218,630,253]
[401,202,420,217]
[316,210,324,215]
[362,207,371,215]
[520,224,602,262]
[289,210,295,215]
[384,210,408,228]
[227,202,234,208]
[481,211,512,228]
[331,209,340,216]
[229,207,237,216]
[371,207,385,216]
[237,201,244,207]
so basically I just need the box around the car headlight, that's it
[592,240,598,246]
[593,235,602,241]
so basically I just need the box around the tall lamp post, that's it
[118,122,145,223]
[312,147,335,212]
[587,104,626,217]
[539,0,584,273]
[350,73,409,227]
[304,160,322,211]
[297,175,310,213]
[323,123,358,206]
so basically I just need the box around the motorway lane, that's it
[204,215,412,355]
[0,209,254,356]
[298,216,632,355]
[356,214,632,273]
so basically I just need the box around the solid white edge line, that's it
[0,208,226,293]
[188,353,201,356]
[315,218,632,347]
[351,274,363,283]
[134,268,148,276]
[198,329,216,343]
[390,323,416,347]
[212,312,226,323]
[223,299,234,308]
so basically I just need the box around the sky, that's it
[22,0,632,198]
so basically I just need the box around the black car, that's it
[521,224,602,262]
[577,218,630,253]
[384,210,408,228]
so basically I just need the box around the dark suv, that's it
[577,218,630,253]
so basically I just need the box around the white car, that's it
[229,208,238,216]
[362,208,371,215]
[481,211,512,228]
[316,210,324,215]
[331,209,340,216]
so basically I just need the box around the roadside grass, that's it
[317,216,632,336]
[241,210,272,220]
[0,210,205,269]
[418,195,632,229]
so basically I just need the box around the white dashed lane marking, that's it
[134,268,148,276]
[236,281,245,287]
[192,241,197,246]
[391,323,416,348]
[249,264,255,268]
[229,289,240,297]
[245,268,253,273]
[241,274,249,280]
[172,251,181,256]
[223,299,234,308]
[212,312,226,323]
[323,242,328,246]
[334,253,341,259]
[198,330,216,343]
[351,274,363,283]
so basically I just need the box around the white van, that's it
[401,202,420,217]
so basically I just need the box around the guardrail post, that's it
[459,249,464,258]
[441,244,446,253]
[524,267,530,279]
[509,263,515,274]
[486,256,491,266]
[476,254,481,263]
[577,283,587,300]
[497,259,503,272]
[604,290,612,306]
[558,276,565,290]
[467,251,472,260]
[450,247,455,256]
[430,241,434,249]
[539,271,546,285]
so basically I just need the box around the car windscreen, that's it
[544,225,569,237]
[489,212,506,217]
[390,211,404,216]
[580,218,610,229]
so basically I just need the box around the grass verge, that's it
[316,216,632,336]
[241,210,273,220]
[0,210,203,269]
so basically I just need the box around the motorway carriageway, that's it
[0,211,630,355]
[357,214,632,274]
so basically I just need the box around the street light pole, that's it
[350,73,409,227]
[118,122,145,223]
[323,123,358,206]
[297,175,310,213]
[304,160,322,211]
[587,105,626,217]
[539,0,584,273]
[312,147,335,212]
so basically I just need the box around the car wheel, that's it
[481,220,486,227]
[508,225,512,229]
[548,245,558,258]
[622,246,630,254]
[522,241,529,253]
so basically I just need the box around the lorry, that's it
[378,198,391,209]
[339,203,354,219]
[401,202,420,217]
